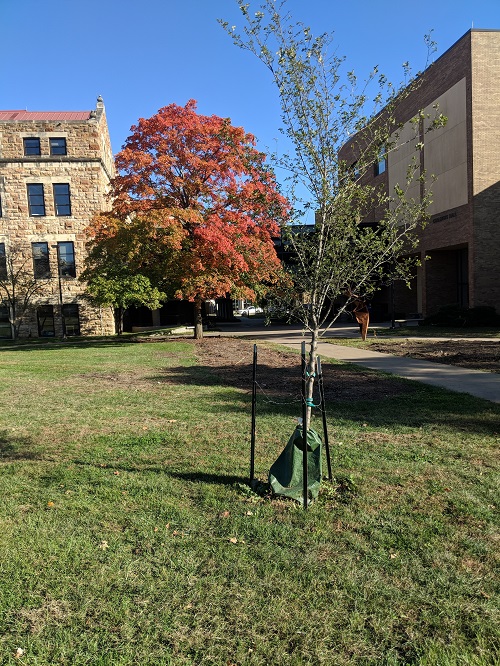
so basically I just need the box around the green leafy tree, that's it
[84,274,165,335]
[221,0,446,421]
[81,217,167,334]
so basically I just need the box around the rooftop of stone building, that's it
[0,110,92,121]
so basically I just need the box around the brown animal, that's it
[351,296,370,341]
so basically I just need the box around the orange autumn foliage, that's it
[109,100,289,313]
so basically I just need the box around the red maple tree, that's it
[107,100,289,338]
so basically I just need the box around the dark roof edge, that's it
[428,28,499,71]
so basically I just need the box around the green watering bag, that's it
[269,426,322,504]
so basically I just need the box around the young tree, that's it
[84,274,165,336]
[84,210,191,293]
[81,213,168,334]
[221,1,445,420]
[0,244,49,339]
[106,100,289,339]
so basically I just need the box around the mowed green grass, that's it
[0,339,498,665]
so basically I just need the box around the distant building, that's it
[0,97,115,337]
[344,29,500,319]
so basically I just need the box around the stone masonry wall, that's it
[0,99,116,337]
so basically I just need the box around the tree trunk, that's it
[305,328,319,424]
[9,303,17,340]
[116,307,123,336]
[194,297,204,339]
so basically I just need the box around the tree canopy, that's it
[86,100,289,337]
[221,0,446,420]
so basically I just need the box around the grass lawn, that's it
[0,338,498,665]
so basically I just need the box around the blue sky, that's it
[2,0,499,180]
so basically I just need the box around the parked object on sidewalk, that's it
[242,306,263,316]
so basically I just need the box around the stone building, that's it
[345,29,500,320]
[0,96,115,338]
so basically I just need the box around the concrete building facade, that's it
[0,97,115,337]
[349,29,500,319]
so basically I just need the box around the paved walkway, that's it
[210,320,500,404]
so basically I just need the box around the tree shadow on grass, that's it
[168,471,247,486]
[0,337,135,353]
[0,430,41,461]
[150,354,413,404]
[72,459,246,486]
[150,360,500,437]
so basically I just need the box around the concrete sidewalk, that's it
[211,320,500,404]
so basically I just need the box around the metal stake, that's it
[317,356,333,482]
[250,344,257,486]
[301,341,308,510]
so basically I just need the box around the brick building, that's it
[347,29,500,320]
[0,97,115,337]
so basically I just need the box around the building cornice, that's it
[0,157,114,181]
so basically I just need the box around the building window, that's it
[349,161,360,181]
[32,242,50,279]
[27,184,45,216]
[23,137,41,156]
[57,241,76,277]
[53,184,71,216]
[0,243,7,279]
[62,303,80,336]
[0,193,3,217]
[374,145,387,176]
[0,305,11,339]
[50,137,67,155]
[37,305,55,337]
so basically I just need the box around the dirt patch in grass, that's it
[75,370,153,390]
[188,337,414,402]
[367,339,500,373]
[18,598,71,635]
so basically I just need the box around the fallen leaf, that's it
[229,537,238,544]
[99,540,109,550]
[154,527,159,532]
[166,419,177,423]
[219,510,230,518]
[166,523,170,529]
[47,501,55,508]
[14,647,24,659]
[390,553,398,559]
[113,471,120,476]
[245,510,254,516]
